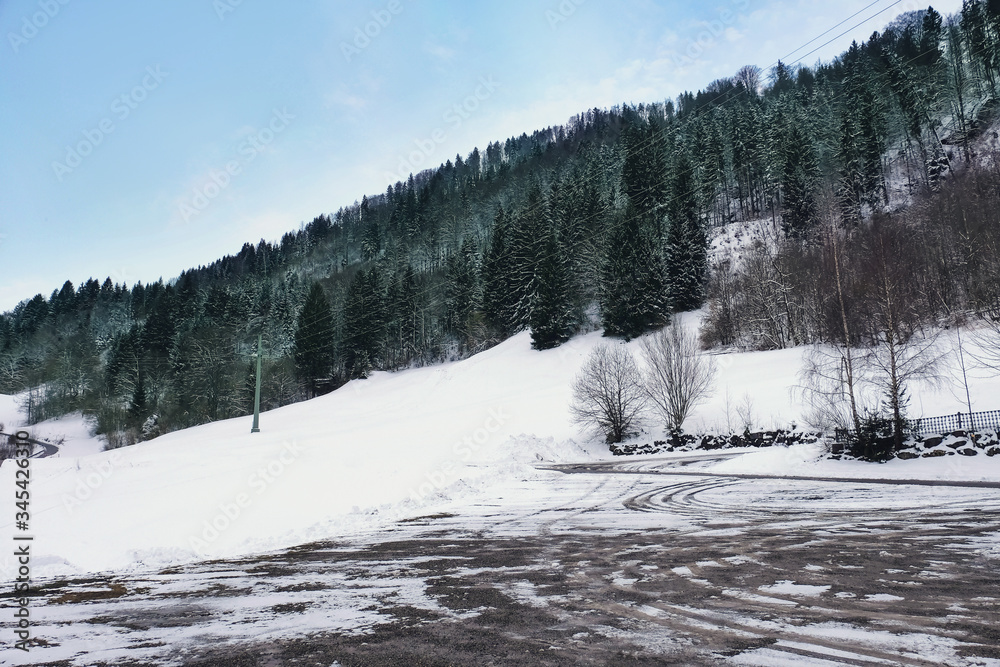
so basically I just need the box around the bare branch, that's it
[570,343,646,444]
[639,321,717,433]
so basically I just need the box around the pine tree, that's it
[128,371,148,422]
[838,43,888,219]
[665,149,708,311]
[962,0,1000,93]
[919,7,944,69]
[293,282,336,395]
[143,290,176,357]
[508,185,548,327]
[769,61,796,97]
[600,202,668,340]
[361,221,381,260]
[780,122,819,236]
[530,225,573,349]
[620,122,668,221]
[482,206,519,336]
[445,237,480,340]
[398,265,420,359]
[342,269,385,379]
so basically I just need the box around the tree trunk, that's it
[832,233,862,434]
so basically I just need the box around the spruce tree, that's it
[665,149,708,312]
[530,225,573,350]
[293,282,336,395]
[600,202,668,340]
[128,371,148,422]
[445,237,480,340]
[508,185,548,328]
[620,122,668,221]
[342,269,385,379]
[780,122,819,236]
[482,206,519,336]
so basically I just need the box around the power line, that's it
[779,0,892,64]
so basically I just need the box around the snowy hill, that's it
[2,319,999,581]
[0,395,104,458]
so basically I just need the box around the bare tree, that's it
[639,321,717,433]
[735,392,756,433]
[859,218,946,447]
[734,64,762,97]
[796,345,874,431]
[967,316,1000,374]
[861,331,945,439]
[950,319,975,416]
[571,343,646,444]
[797,228,866,432]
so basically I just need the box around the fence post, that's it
[957,412,962,430]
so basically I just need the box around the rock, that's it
[922,449,947,458]
[987,447,1000,457]
[945,439,968,449]
[896,451,920,460]
[959,448,978,456]
[921,436,943,449]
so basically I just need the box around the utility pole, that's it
[251,332,262,433]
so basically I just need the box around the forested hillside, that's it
[3,3,999,447]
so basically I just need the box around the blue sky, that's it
[0,0,963,310]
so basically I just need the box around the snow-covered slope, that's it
[2,322,999,580]
[0,396,104,458]
[0,330,602,579]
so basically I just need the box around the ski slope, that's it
[2,320,999,580]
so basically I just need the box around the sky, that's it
[0,0,964,311]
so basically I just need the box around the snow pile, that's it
[709,441,1000,482]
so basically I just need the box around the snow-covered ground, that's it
[6,467,999,666]
[708,440,1000,482]
[1,322,999,582]
[0,395,104,458]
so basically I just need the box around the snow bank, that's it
[710,441,1000,482]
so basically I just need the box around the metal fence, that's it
[832,410,1000,444]
[911,410,1000,435]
